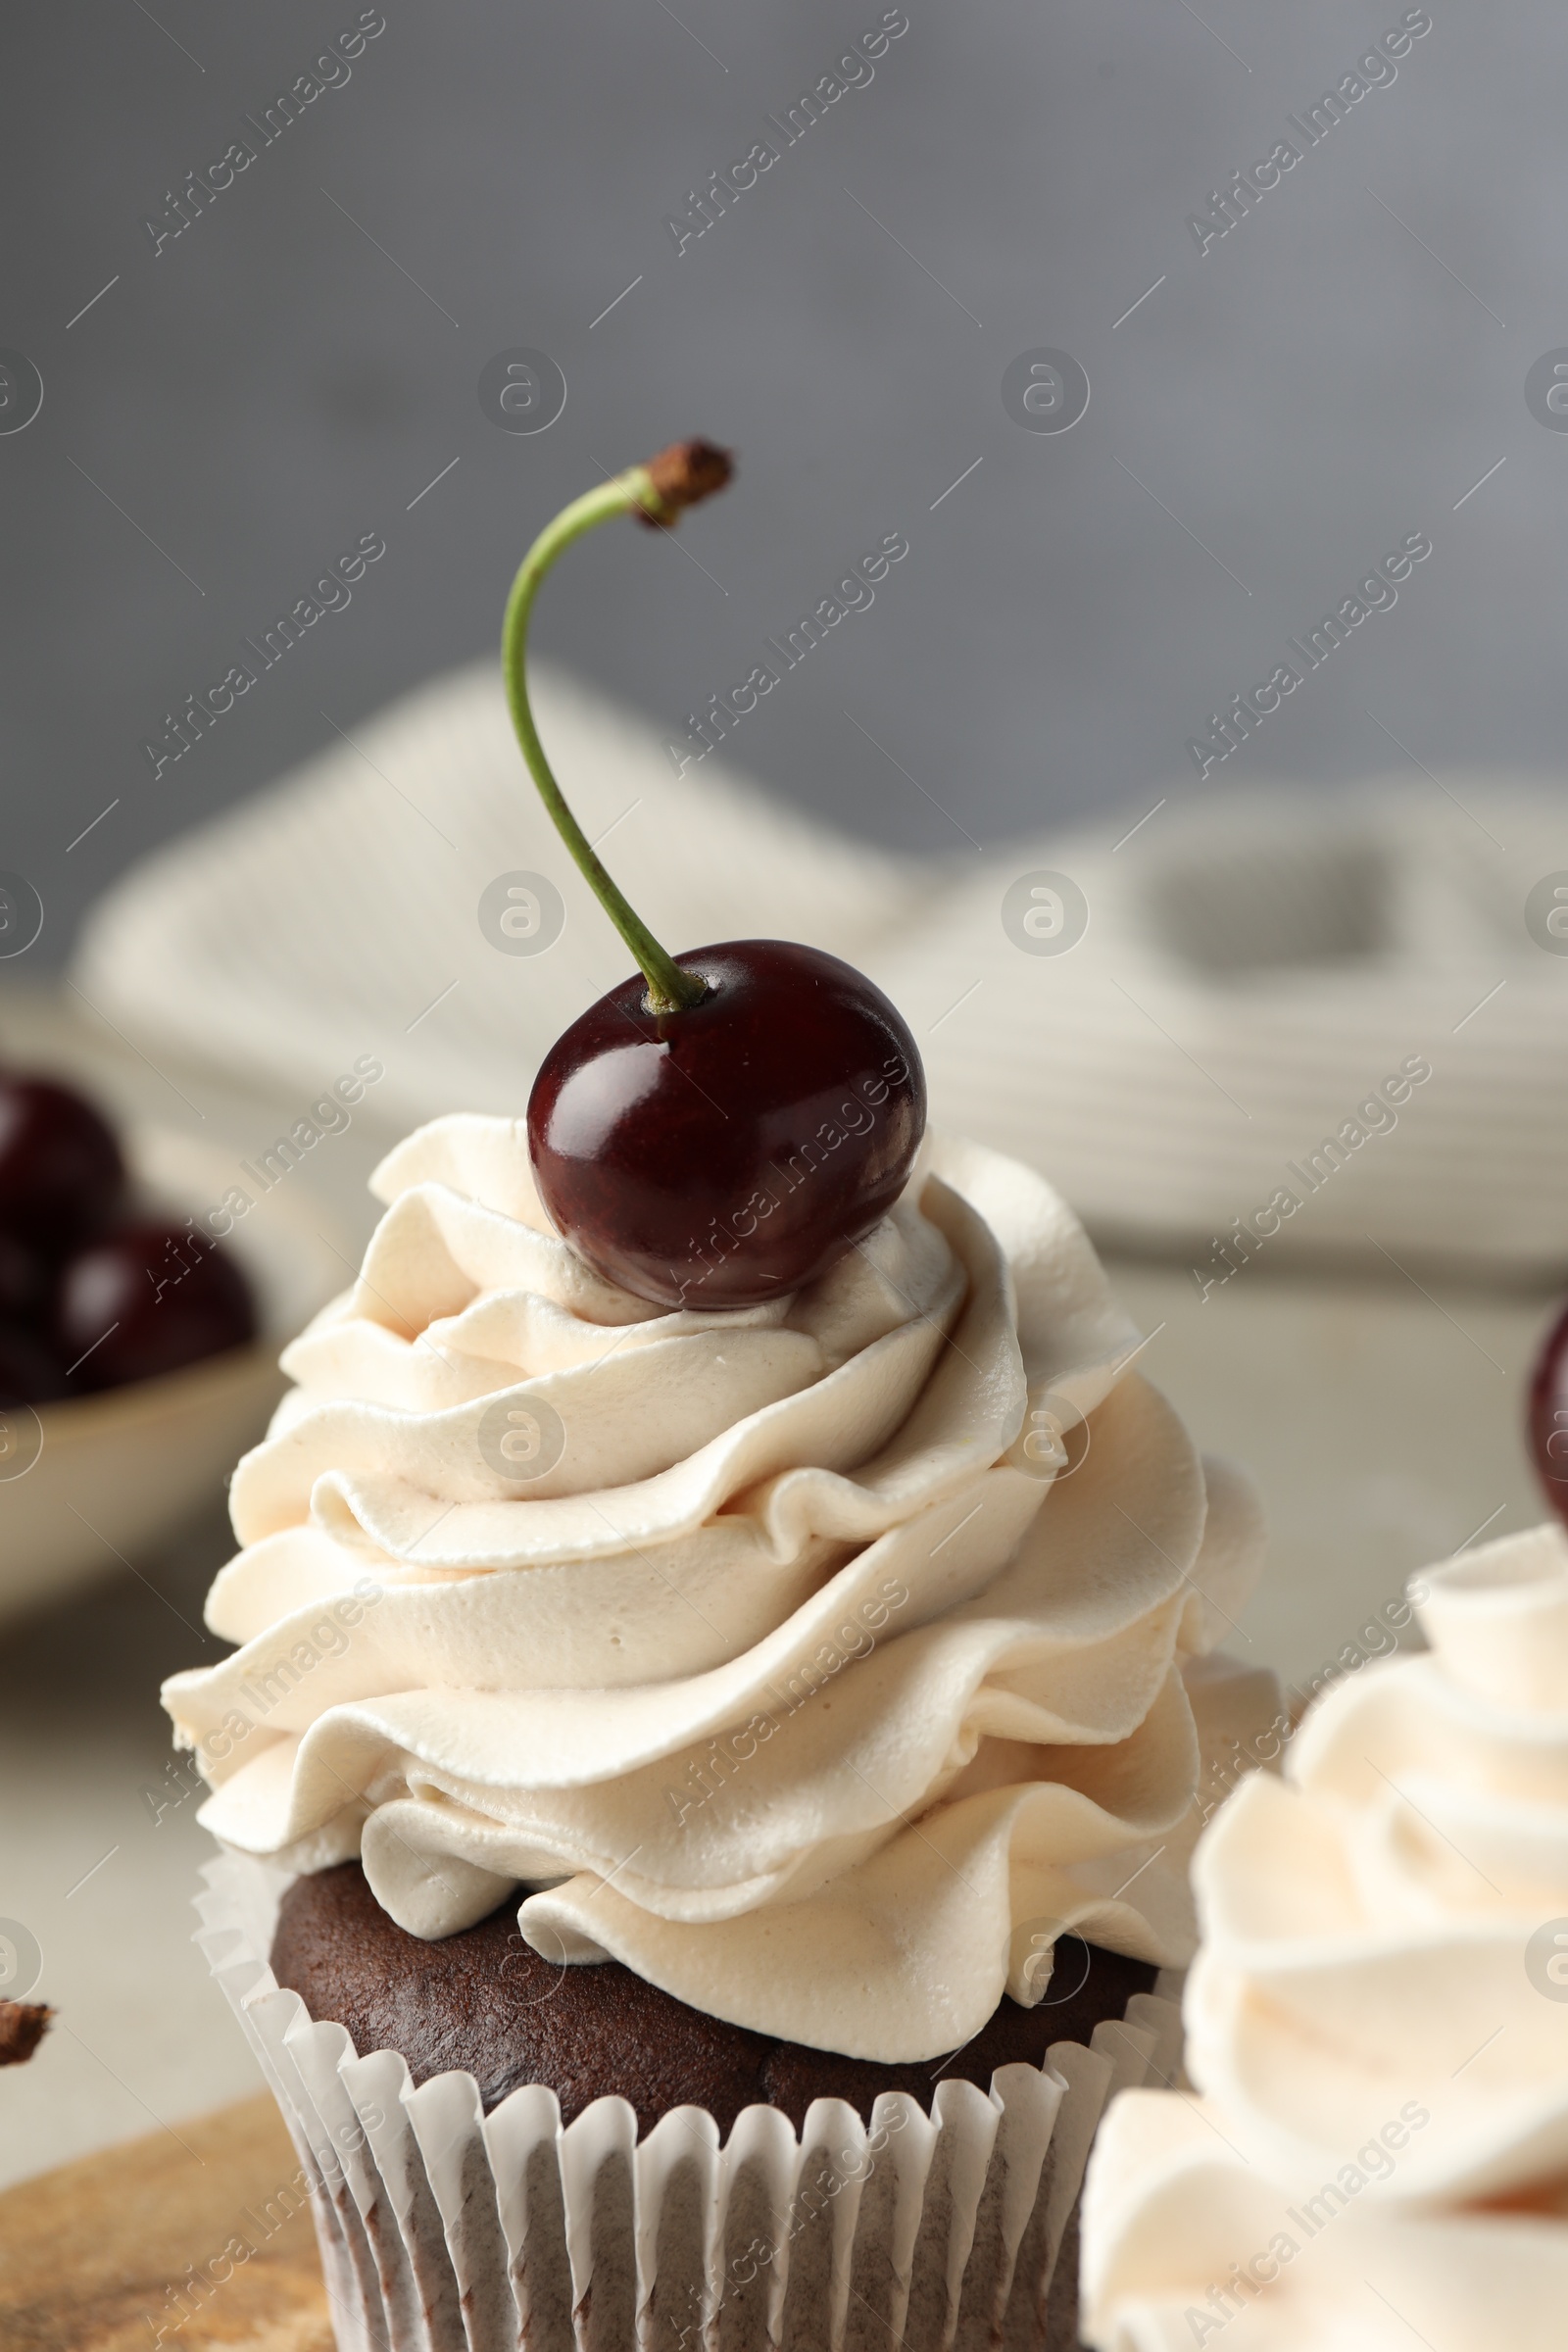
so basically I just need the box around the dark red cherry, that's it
[55,1218,257,1392]
[1529,1298,1568,1520]
[0,1318,66,1405]
[0,1231,48,1322]
[0,1075,124,1255]
[528,940,926,1309]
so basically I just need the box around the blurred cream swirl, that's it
[164,1119,1269,2062]
[1083,1526,1568,2349]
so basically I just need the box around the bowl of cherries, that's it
[0,1068,341,1624]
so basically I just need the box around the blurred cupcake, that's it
[169,1120,1278,2347]
[1082,1524,1568,2351]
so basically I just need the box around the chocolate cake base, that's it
[271,1861,1156,2137]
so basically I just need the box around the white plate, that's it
[0,1125,347,1625]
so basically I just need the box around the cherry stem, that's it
[501,443,732,1014]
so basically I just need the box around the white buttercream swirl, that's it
[1082,1525,1568,2349]
[164,1120,1270,2063]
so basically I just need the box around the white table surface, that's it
[0,981,1556,2189]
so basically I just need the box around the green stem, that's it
[501,466,706,1013]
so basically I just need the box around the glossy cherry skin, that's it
[55,1218,257,1392]
[528,941,926,1308]
[0,1076,124,1255]
[1529,1298,1568,1521]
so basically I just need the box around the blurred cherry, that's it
[1529,1298,1568,1520]
[56,1219,256,1392]
[0,1319,65,1405]
[0,1076,123,1255]
[0,1231,47,1322]
[528,941,926,1308]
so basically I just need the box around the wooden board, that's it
[0,2094,332,2350]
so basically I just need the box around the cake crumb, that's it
[0,1999,53,2066]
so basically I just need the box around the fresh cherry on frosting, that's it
[502,441,927,1309]
[55,1217,257,1392]
[1527,1298,1568,1520]
[0,1075,124,1255]
[529,940,924,1308]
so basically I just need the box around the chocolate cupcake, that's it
[171,1115,1279,2349]
[270,1857,1162,2134]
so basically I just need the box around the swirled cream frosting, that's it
[164,1119,1273,2062]
[1082,1524,1568,2350]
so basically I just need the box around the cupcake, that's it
[171,1114,1278,2346]
[1081,1522,1568,2350]
[165,443,1280,2347]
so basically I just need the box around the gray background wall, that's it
[1,0,1559,962]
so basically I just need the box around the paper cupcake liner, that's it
[193,1853,1181,2352]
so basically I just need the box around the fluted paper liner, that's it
[194,1853,1181,2350]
